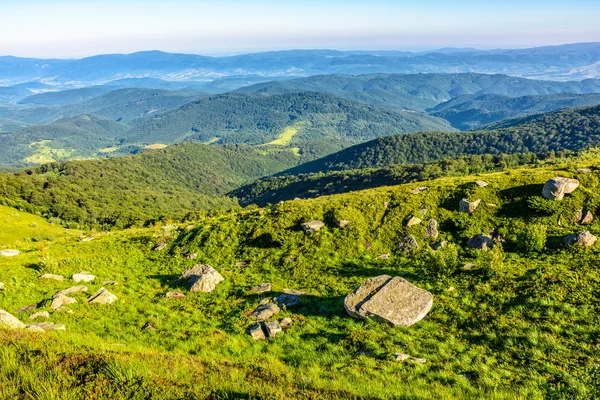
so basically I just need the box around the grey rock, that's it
[15,304,38,313]
[459,198,481,213]
[29,311,50,320]
[463,263,476,270]
[250,303,280,320]
[283,288,306,295]
[431,241,447,250]
[154,243,167,251]
[79,236,94,242]
[275,294,302,308]
[41,274,65,281]
[250,283,272,294]
[280,317,292,329]
[301,220,325,234]
[406,217,422,227]
[411,358,427,364]
[344,276,433,327]
[564,231,597,247]
[582,211,594,224]
[467,234,494,250]
[411,186,428,194]
[259,298,271,305]
[542,177,579,200]
[87,288,118,305]
[53,285,88,299]
[249,324,266,340]
[72,273,95,283]
[475,180,488,188]
[394,353,411,362]
[26,325,45,333]
[425,219,439,239]
[575,209,584,223]
[0,249,20,257]
[50,295,77,310]
[0,310,25,329]
[376,253,391,260]
[181,264,224,292]
[337,220,351,228]
[27,322,65,331]
[265,321,283,338]
[185,252,198,260]
[398,235,419,253]
[165,291,186,299]
[577,168,593,173]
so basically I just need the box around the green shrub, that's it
[517,224,547,252]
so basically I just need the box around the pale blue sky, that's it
[1,0,599,58]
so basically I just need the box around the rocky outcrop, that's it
[542,177,579,200]
[344,276,433,327]
[87,288,118,305]
[564,231,597,247]
[466,234,494,250]
[0,310,25,329]
[459,198,481,213]
[181,264,224,292]
[425,219,438,238]
[301,220,325,234]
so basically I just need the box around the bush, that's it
[518,223,548,252]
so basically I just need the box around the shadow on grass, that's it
[496,183,543,218]
[147,274,189,291]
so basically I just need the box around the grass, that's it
[24,140,76,164]
[144,144,168,150]
[1,160,599,398]
[98,146,120,153]
[266,125,301,146]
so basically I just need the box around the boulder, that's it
[51,295,77,310]
[250,283,272,294]
[398,235,419,253]
[27,322,65,331]
[275,293,302,308]
[265,321,283,338]
[344,276,433,327]
[29,311,50,320]
[249,324,266,340]
[40,274,65,281]
[475,180,489,188]
[301,220,325,234]
[53,286,88,299]
[542,177,579,200]
[72,273,96,283]
[406,217,422,227]
[0,249,20,257]
[425,219,439,238]
[564,231,597,247]
[87,288,118,305]
[181,264,224,292]
[250,303,280,320]
[467,234,494,250]
[459,198,481,213]
[582,211,594,224]
[336,220,351,228]
[165,291,186,299]
[280,317,292,329]
[0,310,25,329]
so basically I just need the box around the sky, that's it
[1,0,599,58]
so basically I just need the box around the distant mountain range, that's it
[2,42,600,87]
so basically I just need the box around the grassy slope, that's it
[1,160,599,399]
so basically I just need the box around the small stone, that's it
[154,243,167,251]
[463,263,476,270]
[577,168,592,173]
[394,353,411,362]
[26,325,45,333]
[425,219,439,239]
[165,291,186,299]
[142,322,156,331]
[79,236,94,242]
[275,294,302,308]
[283,289,306,295]
[185,225,196,230]
[411,358,427,364]
[185,252,198,260]
[0,249,20,257]
[250,283,272,294]
[27,322,65,331]
[15,304,38,313]
[87,288,118,305]
[376,253,391,260]
[181,264,224,292]
[249,324,266,340]
[383,201,389,210]
[301,220,325,234]
[250,303,280,320]
[280,317,292,329]
[475,180,488,188]
[398,235,419,253]
[411,186,428,194]
[447,287,455,292]
[337,220,351,228]
[459,198,481,213]
[0,310,25,329]
[0,282,4,291]
[29,311,50,320]
[265,321,283,338]
[487,203,498,207]
[575,209,583,223]
[467,234,494,250]
[103,280,118,286]
[564,231,597,247]
[259,298,271,305]
[72,273,96,283]
[235,261,248,268]
[41,274,65,281]
[431,241,448,250]
[51,295,77,310]
[406,217,422,227]
[419,209,428,217]
[581,211,594,224]
[542,177,579,200]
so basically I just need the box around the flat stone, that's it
[376,253,391,260]
[181,264,224,292]
[394,353,411,362]
[27,322,65,331]
[275,294,302,308]
[87,288,118,305]
[15,304,38,313]
[41,274,65,281]
[79,236,94,242]
[577,168,593,173]
[411,358,427,364]
[301,220,325,234]
[53,286,88,299]
[475,180,488,188]
[0,309,25,329]
[25,325,45,333]
[250,303,280,320]
[411,186,428,194]
[249,324,266,340]
[265,321,283,338]
[250,283,272,294]
[344,276,433,327]
[425,219,439,239]
[467,234,494,250]
[459,198,481,213]
[165,291,186,299]
[29,311,50,320]
[337,220,351,228]
[463,263,476,270]
[0,249,20,257]
[72,273,96,283]
[280,317,292,329]
[564,231,597,247]
[283,289,306,295]
[542,177,579,200]
[406,217,422,227]
[51,295,77,310]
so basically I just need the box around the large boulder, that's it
[542,177,579,200]
[181,264,224,292]
[87,288,118,305]
[564,231,597,247]
[344,276,433,327]
[0,310,25,329]
[467,234,494,250]
[301,220,325,234]
[459,199,481,213]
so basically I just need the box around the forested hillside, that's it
[285,105,600,175]
[0,143,300,228]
